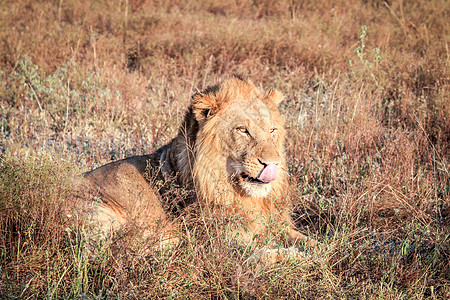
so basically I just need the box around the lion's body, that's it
[81,77,313,248]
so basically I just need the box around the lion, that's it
[80,76,316,256]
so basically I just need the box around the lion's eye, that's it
[270,128,278,134]
[236,127,249,135]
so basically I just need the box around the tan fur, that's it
[80,76,316,250]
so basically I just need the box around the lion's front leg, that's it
[286,228,318,247]
[250,229,318,265]
[251,246,302,264]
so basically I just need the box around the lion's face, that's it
[219,99,284,198]
[192,78,286,199]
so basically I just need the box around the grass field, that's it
[0,0,449,298]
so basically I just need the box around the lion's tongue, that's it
[257,164,278,183]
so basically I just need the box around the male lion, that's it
[81,76,316,254]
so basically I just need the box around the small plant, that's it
[349,25,383,88]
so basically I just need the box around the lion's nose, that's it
[257,158,280,167]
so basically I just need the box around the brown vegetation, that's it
[0,0,449,298]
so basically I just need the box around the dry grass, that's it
[0,0,449,298]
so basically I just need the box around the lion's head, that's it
[181,77,288,202]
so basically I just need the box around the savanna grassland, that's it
[0,0,449,298]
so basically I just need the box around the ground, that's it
[0,0,449,298]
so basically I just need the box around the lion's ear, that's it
[266,89,284,106]
[192,93,217,123]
